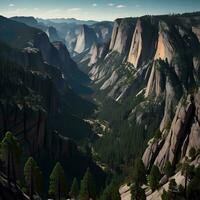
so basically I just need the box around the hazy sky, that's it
[0,0,200,21]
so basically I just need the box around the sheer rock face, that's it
[88,42,109,66]
[91,21,113,44]
[143,91,200,171]
[186,92,200,155]
[128,18,158,68]
[109,18,136,55]
[74,25,97,53]
[154,21,174,63]
[100,70,118,90]
[142,137,165,170]
[46,26,60,42]
[145,61,166,98]
[154,98,196,170]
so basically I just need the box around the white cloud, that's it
[92,3,98,7]
[9,3,15,7]
[108,3,115,7]
[34,8,39,11]
[116,5,126,8]
[68,8,81,12]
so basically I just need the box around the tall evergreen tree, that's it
[181,162,194,198]
[24,157,43,199]
[133,158,146,186]
[100,181,120,200]
[79,168,96,200]
[49,162,67,200]
[79,177,89,200]
[163,161,173,178]
[149,165,161,191]
[70,177,79,199]
[131,184,146,200]
[0,131,21,186]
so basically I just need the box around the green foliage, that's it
[24,157,43,196]
[70,177,79,198]
[100,181,120,200]
[0,131,21,184]
[133,158,146,186]
[0,131,21,162]
[79,168,96,200]
[153,129,162,141]
[131,184,146,200]
[189,147,196,161]
[187,166,200,199]
[161,190,168,200]
[149,165,161,191]
[163,161,174,178]
[162,180,185,200]
[49,162,67,199]
[95,92,162,174]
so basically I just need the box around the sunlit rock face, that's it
[128,17,158,68]
[154,21,174,63]
[109,18,136,55]
[74,25,97,53]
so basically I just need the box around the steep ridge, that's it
[46,26,61,42]
[75,13,200,191]
[47,21,113,54]
[11,16,64,43]
[0,16,106,197]
[127,17,158,68]
[0,16,90,93]
[74,24,97,53]
[109,18,136,55]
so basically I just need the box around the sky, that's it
[0,0,200,21]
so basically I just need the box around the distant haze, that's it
[0,0,200,21]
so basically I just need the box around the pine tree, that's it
[189,147,196,161]
[49,162,67,200]
[131,184,146,200]
[133,158,146,186]
[181,162,194,198]
[187,166,200,199]
[79,178,89,200]
[79,168,96,200]
[0,131,21,186]
[161,179,179,200]
[163,161,173,178]
[100,181,120,200]
[149,165,161,191]
[70,177,79,199]
[24,157,43,199]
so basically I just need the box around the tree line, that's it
[0,131,98,200]
[130,157,200,200]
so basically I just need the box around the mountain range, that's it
[0,11,200,200]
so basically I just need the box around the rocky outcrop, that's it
[100,71,118,90]
[74,25,97,53]
[128,17,158,68]
[155,95,195,170]
[154,21,174,63]
[142,137,165,171]
[46,26,60,42]
[88,42,109,66]
[119,185,131,200]
[142,90,200,171]
[91,21,113,44]
[145,61,166,98]
[109,18,136,55]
